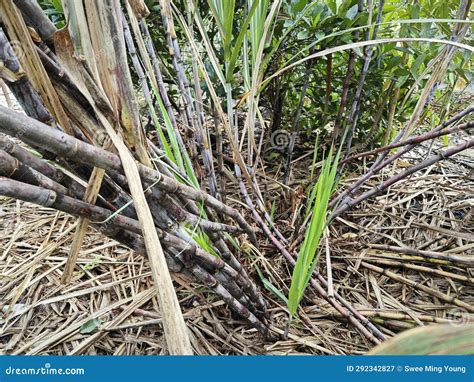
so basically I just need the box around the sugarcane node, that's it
[0,149,19,177]
[42,189,56,207]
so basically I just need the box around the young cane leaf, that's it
[256,266,288,305]
[225,0,260,81]
[287,146,340,317]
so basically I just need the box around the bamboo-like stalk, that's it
[332,0,364,141]
[333,137,474,218]
[159,0,219,197]
[0,0,273,345]
[0,106,257,242]
[367,244,474,266]
[0,176,270,335]
[329,106,474,209]
[0,0,73,135]
[0,28,52,123]
[283,54,314,185]
[185,1,219,200]
[0,134,132,215]
[359,79,394,150]
[343,121,473,163]
[122,13,153,113]
[12,0,57,46]
[0,149,69,195]
[139,20,188,161]
[343,0,385,157]
[0,115,266,314]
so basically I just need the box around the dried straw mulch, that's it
[1,125,473,355]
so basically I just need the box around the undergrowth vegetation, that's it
[0,0,471,354]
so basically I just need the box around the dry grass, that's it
[1,124,472,354]
[1,80,473,354]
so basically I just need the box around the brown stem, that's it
[342,121,473,163]
[329,106,474,209]
[333,138,474,218]
[0,105,257,243]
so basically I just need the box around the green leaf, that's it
[346,4,358,20]
[287,147,341,317]
[256,266,288,305]
[293,0,308,13]
[410,53,427,79]
[80,318,101,334]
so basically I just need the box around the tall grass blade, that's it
[287,147,341,317]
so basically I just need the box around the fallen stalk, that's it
[342,121,473,163]
[360,262,474,313]
[330,106,474,210]
[0,176,270,335]
[363,258,474,284]
[326,309,463,325]
[367,244,474,266]
[0,105,257,243]
[332,138,474,218]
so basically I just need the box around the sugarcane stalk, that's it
[343,0,385,157]
[0,153,262,311]
[122,12,153,112]
[357,79,394,151]
[12,0,57,47]
[139,20,189,163]
[185,0,219,199]
[0,134,82,194]
[332,137,474,218]
[0,176,269,335]
[0,28,53,123]
[367,244,474,266]
[123,164,265,311]
[0,105,257,242]
[381,54,406,146]
[342,120,473,163]
[332,0,364,141]
[283,54,314,185]
[0,102,266,310]
[329,106,474,209]
[0,0,73,134]
[0,149,69,195]
[206,230,267,313]
[0,134,137,217]
[158,0,219,198]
